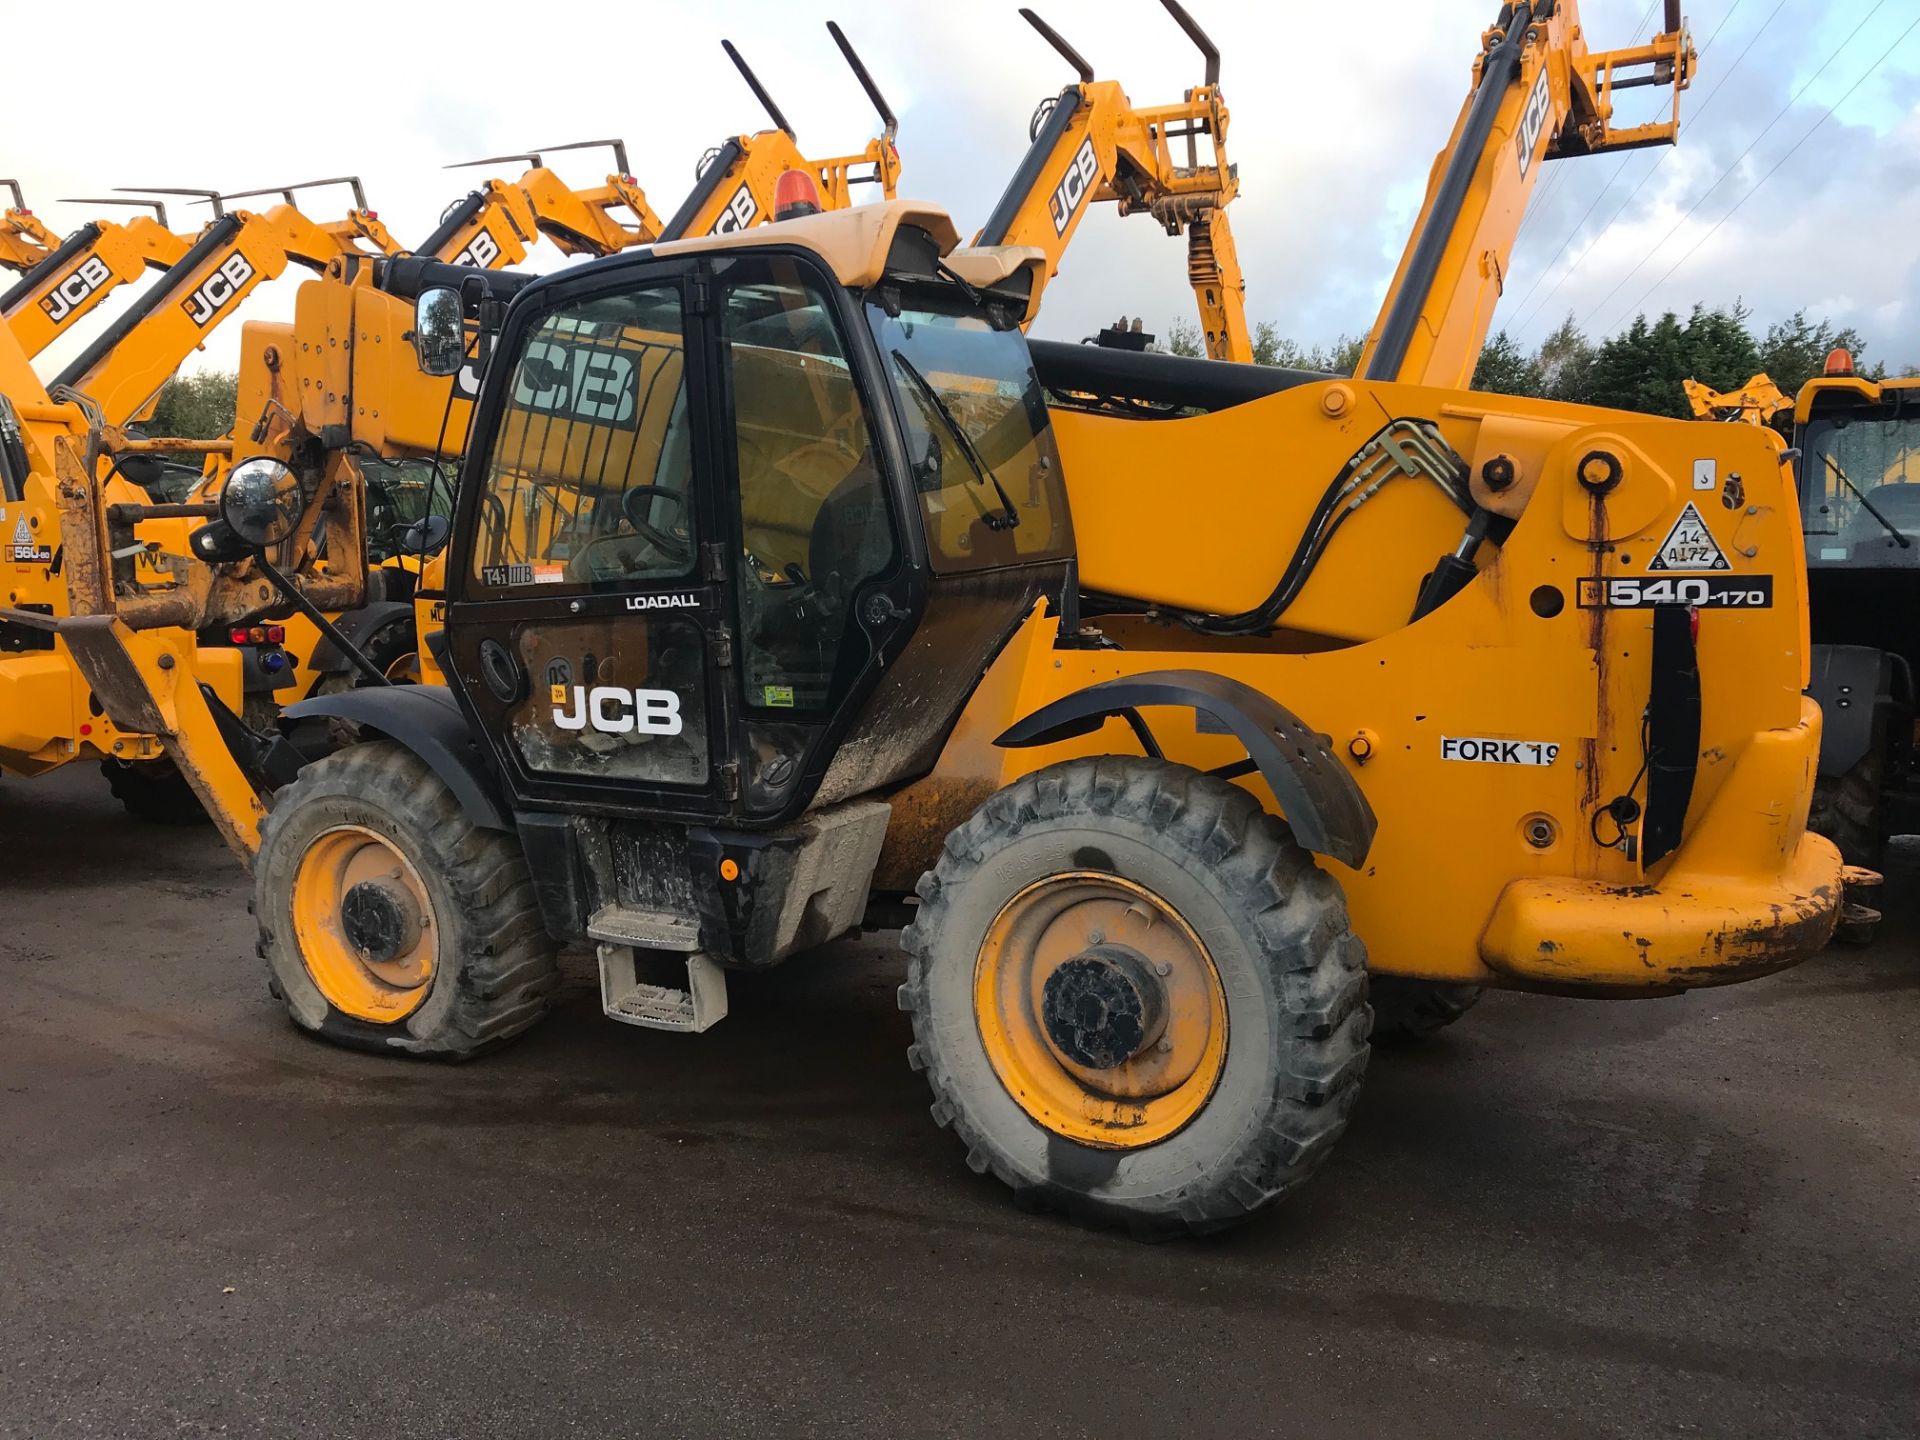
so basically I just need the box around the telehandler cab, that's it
[39,175,1847,1235]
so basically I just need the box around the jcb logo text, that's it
[1048,138,1099,235]
[1515,67,1553,179]
[40,256,113,324]
[453,231,501,269]
[711,185,758,235]
[552,685,684,736]
[180,253,256,328]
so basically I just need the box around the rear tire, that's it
[101,758,207,826]
[1367,976,1482,1044]
[253,741,558,1059]
[1808,748,1885,869]
[900,756,1369,1238]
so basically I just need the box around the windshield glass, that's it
[866,297,1071,572]
[364,456,448,563]
[1801,405,1920,569]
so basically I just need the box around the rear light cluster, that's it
[228,625,287,645]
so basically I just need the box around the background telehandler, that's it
[1690,354,1920,868]
[0,181,58,273]
[0,24,905,821]
[973,0,1249,361]
[1,198,190,361]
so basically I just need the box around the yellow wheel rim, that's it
[291,824,438,1023]
[973,872,1228,1149]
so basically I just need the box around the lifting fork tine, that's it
[721,39,796,138]
[1017,8,1094,85]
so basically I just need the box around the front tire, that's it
[1808,748,1885,869]
[900,757,1369,1237]
[1367,977,1482,1043]
[253,741,558,1059]
[102,757,207,825]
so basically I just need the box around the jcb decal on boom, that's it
[1515,66,1553,180]
[711,184,759,235]
[1048,138,1099,235]
[180,253,256,328]
[39,256,113,323]
[452,231,502,269]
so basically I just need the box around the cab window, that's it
[866,296,1070,573]
[470,284,693,594]
[721,258,895,713]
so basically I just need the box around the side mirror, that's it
[412,287,465,377]
[219,456,306,548]
[397,514,452,557]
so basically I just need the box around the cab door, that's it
[443,258,735,819]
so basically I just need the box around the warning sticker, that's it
[1647,502,1729,571]
[10,516,48,564]
[1440,737,1560,766]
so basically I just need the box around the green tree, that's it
[1758,310,1880,393]
[1534,313,1597,403]
[1159,317,1204,358]
[1680,301,1762,395]
[145,370,237,440]
[1471,329,1542,397]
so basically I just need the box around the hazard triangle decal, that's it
[1647,502,1729,571]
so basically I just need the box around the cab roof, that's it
[651,199,1048,324]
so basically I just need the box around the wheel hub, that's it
[290,825,438,1022]
[1040,945,1167,1069]
[972,872,1228,1150]
[340,879,421,965]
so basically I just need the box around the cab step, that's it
[595,943,729,1033]
[587,905,701,952]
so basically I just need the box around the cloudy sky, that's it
[8,0,1917,376]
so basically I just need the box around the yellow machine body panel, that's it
[879,377,1836,992]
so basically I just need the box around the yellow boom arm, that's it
[652,26,901,241]
[1359,0,1695,389]
[1684,374,1791,427]
[2,200,190,359]
[0,181,58,272]
[973,2,1247,361]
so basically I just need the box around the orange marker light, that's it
[719,858,741,882]
[1824,347,1855,377]
[773,170,823,223]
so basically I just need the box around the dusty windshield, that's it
[1801,406,1920,569]
[866,297,1071,572]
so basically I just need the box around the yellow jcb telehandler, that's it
[34,165,1845,1235]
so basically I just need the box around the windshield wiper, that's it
[890,347,1019,530]
[1824,454,1912,548]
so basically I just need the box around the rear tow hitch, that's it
[1833,865,1884,947]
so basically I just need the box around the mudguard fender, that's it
[279,684,510,831]
[995,668,1376,868]
[302,600,414,676]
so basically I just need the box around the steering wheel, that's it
[620,485,692,561]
